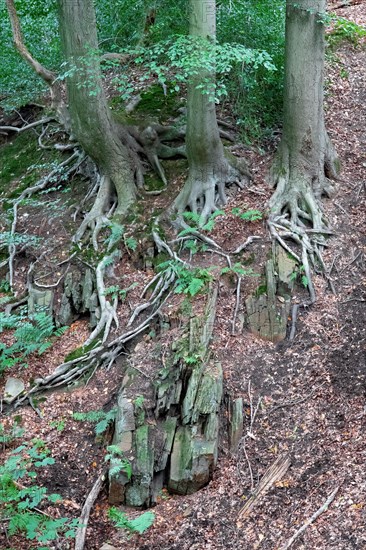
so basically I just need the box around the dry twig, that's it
[280,486,339,550]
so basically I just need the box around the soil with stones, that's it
[0,3,365,549]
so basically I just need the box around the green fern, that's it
[231,208,263,222]
[108,506,155,535]
[72,408,117,435]
[0,309,67,375]
[105,445,132,479]
[0,436,78,545]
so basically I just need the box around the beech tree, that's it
[173,0,250,223]
[58,0,137,228]
[269,0,339,282]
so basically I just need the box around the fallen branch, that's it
[289,304,299,341]
[231,276,241,336]
[232,236,262,254]
[237,453,291,523]
[74,467,108,550]
[281,486,339,550]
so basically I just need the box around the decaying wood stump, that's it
[245,248,295,342]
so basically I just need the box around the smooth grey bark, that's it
[58,0,136,218]
[173,0,249,223]
[269,0,339,230]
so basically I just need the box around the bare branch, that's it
[281,486,340,550]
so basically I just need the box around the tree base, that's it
[173,150,251,223]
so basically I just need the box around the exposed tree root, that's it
[5,218,263,410]
[268,185,337,342]
[72,175,114,248]
[173,152,251,224]
[83,252,120,346]
[3,150,84,290]
[0,116,55,136]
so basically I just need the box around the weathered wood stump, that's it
[245,252,294,342]
[108,286,226,507]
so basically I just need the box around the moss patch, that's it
[144,172,165,192]
[0,131,61,199]
[136,85,182,119]
[64,339,101,363]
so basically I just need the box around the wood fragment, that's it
[237,453,291,523]
[74,468,107,550]
[280,486,339,550]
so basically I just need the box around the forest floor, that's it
[1,3,365,550]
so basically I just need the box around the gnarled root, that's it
[173,153,251,224]
[72,175,114,248]
[83,251,120,346]
[268,142,339,307]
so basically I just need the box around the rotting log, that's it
[109,285,227,507]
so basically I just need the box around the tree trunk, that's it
[5,0,69,128]
[173,0,249,223]
[269,0,339,230]
[58,0,136,217]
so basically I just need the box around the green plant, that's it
[104,282,138,302]
[0,437,78,546]
[49,419,66,432]
[158,259,213,297]
[0,279,11,293]
[108,506,155,535]
[134,395,145,408]
[231,207,263,222]
[184,353,202,365]
[0,308,67,374]
[327,14,366,47]
[289,265,309,288]
[180,210,225,233]
[72,408,117,435]
[221,263,258,278]
[104,445,132,479]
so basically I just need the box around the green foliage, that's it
[73,408,117,435]
[183,353,202,366]
[0,279,11,293]
[0,231,40,248]
[105,445,132,479]
[49,419,66,432]
[180,210,224,234]
[108,506,155,535]
[0,435,78,545]
[0,0,60,111]
[326,14,366,47]
[218,0,285,141]
[104,221,138,253]
[231,208,263,222]
[289,265,309,288]
[0,308,67,375]
[221,264,258,278]
[158,259,213,297]
[130,36,275,102]
[104,282,138,302]
[134,395,145,408]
